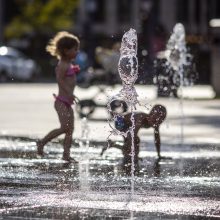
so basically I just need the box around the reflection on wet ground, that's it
[0,137,219,219]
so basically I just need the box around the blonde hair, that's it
[46,31,80,59]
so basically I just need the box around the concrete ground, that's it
[0,83,220,219]
[0,83,219,146]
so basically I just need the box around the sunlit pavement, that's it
[0,83,219,145]
[0,137,219,219]
[0,83,220,219]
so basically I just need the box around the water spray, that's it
[107,28,140,196]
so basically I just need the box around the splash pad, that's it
[0,136,219,219]
[0,28,220,219]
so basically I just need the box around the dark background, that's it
[1,0,220,85]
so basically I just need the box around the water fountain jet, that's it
[107,28,141,197]
[78,117,90,192]
[155,23,197,98]
[156,23,197,144]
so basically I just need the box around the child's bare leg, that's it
[37,128,65,155]
[37,101,67,156]
[63,130,73,160]
[57,104,75,161]
[123,134,140,165]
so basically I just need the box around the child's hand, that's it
[68,95,75,104]
[73,65,80,73]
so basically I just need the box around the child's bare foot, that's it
[36,140,44,156]
[62,157,78,163]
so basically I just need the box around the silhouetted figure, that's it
[101,104,167,171]
[37,31,80,162]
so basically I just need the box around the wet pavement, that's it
[0,84,220,219]
[0,137,219,219]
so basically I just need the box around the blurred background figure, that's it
[74,49,91,87]
[74,42,121,89]
[95,42,121,85]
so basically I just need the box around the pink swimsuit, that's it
[53,94,73,107]
[66,64,80,77]
[54,64,80,107]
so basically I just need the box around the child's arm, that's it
[154,127,161,158]
[100,140,124,156]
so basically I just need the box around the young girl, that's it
[37,31,80,162]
